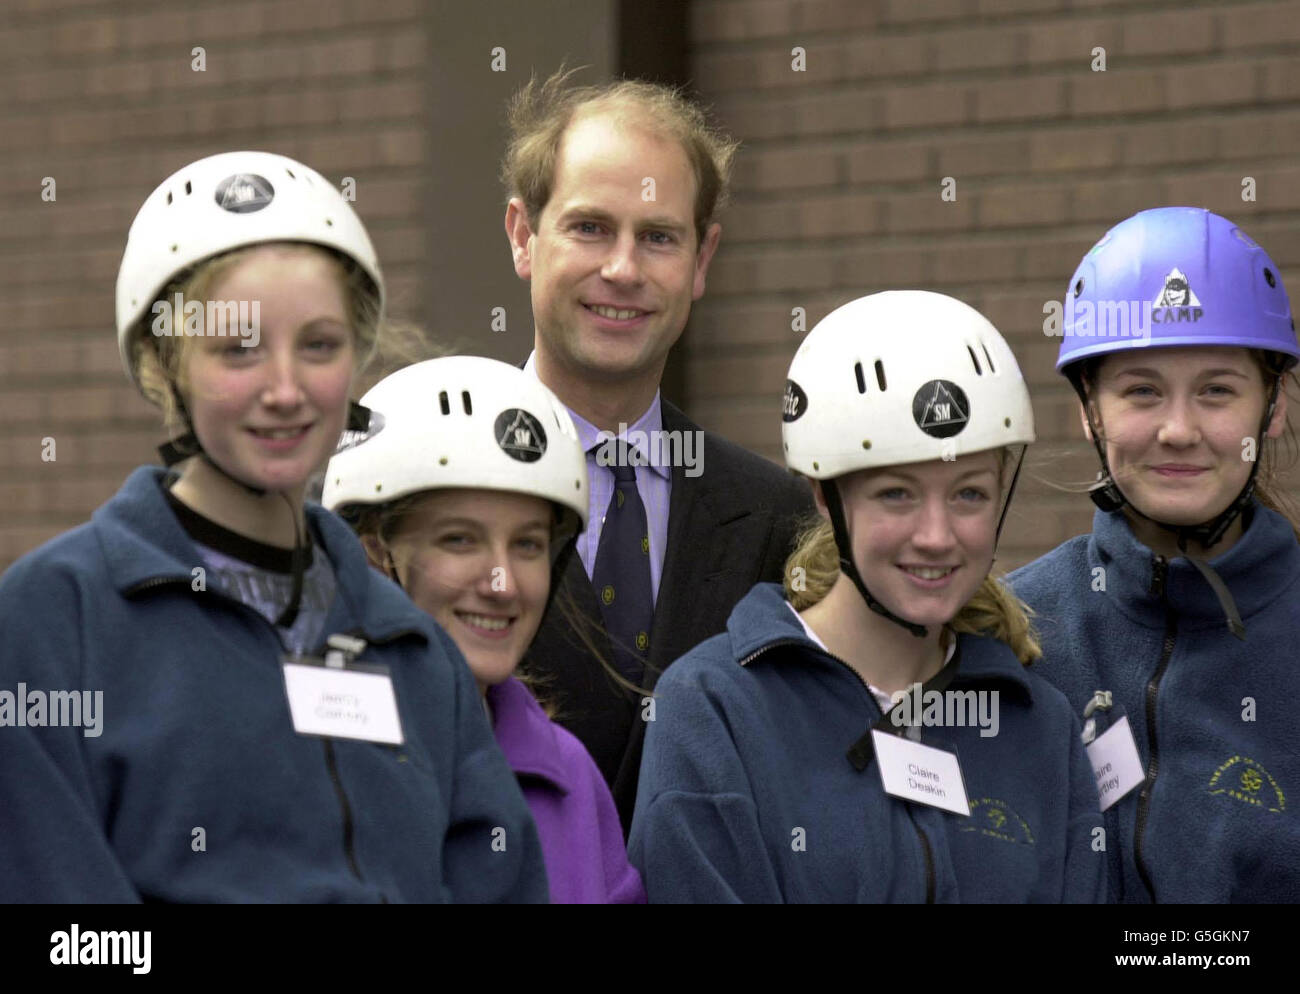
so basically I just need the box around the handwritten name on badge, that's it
[282,661,404,745]
[872,730,971,816]
[1086,715,1144,811]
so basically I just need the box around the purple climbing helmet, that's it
[1057,207,1299,376]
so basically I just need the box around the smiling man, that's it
[502,70,813,831]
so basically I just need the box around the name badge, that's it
[871,730,970,816]
[1086,715,1144,811]
[282,657,405,746]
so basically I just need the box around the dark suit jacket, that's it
[522,398,815,834]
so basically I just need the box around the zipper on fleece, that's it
[1133,554,1177,903]
[125,575,421,897]
[740,638,936,903]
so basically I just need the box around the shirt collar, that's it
[523,350,670,481]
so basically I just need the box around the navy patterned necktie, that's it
[590,441,654,682]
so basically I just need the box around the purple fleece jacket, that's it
[487,677,645,904]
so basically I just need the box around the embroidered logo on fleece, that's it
[1207,755,1285,813]
[958,798,1035,845]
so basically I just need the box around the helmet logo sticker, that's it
[912,380,969,438]
[495,409,547,462]
[333,410,385,454]
[782,379,807,422]
[1153,268,1202,307]
[1151,267,1205,325]
[215,173,275,213]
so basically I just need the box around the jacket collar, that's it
[1088,503,1300,631]
[486,677,572,794]
[726,583,1034,701]
[95,467,429,646]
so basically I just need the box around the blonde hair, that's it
[783,455,1042,665]
[130,242,429,433]
[501,65,739,246]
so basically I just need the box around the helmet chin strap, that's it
[1069,373,1276,641]
[159,392,373,630]
[820,447,1029,641]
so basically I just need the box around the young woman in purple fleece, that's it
[324,355,645,904]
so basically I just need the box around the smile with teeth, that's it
[458,612,512,632]
[587,304,646,320]
[901,566,956,579]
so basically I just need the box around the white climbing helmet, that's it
[782,290,1034,478]
[115,150,385,387]
[322,355,588,540]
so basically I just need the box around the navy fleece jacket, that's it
[1009,504,1300,903]
[0,467,547,902]
[628,583,1106,903]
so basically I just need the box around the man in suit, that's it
[502,70,813,831]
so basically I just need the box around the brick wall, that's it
[3,0,1299,574]
[0,0,432,570]
[685,0,1300,568]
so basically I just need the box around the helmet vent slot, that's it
[874,359,887,391]
[982,343,996,373]
[166,190,173,205]
[184,181,192,196]
[967,345,983,375]
[854,361,867,394]
[1264,268,1277,288]
[461,390,473,415]
[439,391,450,415]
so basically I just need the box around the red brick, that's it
[742,145,842,190]
[691,0,796,43]
[1024,18,1121,68]
[1222,1,1300,50]
[1069,70,1166,116]
[884,81,970,129]
[884,190,976,234]
[842,34,932,80]
[882,0,977,25]
[834,244,930,286]
[976,77,1067,123]
[1165,61,1259,111]
[936,134,1032,178]
[793,0,881,33]
[931,25,1023,72]
[978,185,1069,229]
[1121,9,1215,58]
[1028,127,1121,172]
[1070,176,1166,224]
[846,140,931,184]
[1122,120,1219,167]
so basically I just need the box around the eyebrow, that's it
[431,516,550,531]
[875,467,996,484]
[558,206,690,234]
[1114,367,1250,379]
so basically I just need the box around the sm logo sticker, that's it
[495,408,547,462]
[912,379,969,439]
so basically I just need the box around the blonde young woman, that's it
[323,355,644,903]
[0,152,545,902]
[629,291,1106,903]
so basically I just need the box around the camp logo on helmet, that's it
[333,410,386,454]
[912,380,969,438]
[214,173,275,214]
[495,409,547,462]
[1151,267,1205,324]
[782,379,808,423]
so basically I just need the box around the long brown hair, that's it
[344,492,651,718]
[1077,351,1300,543]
